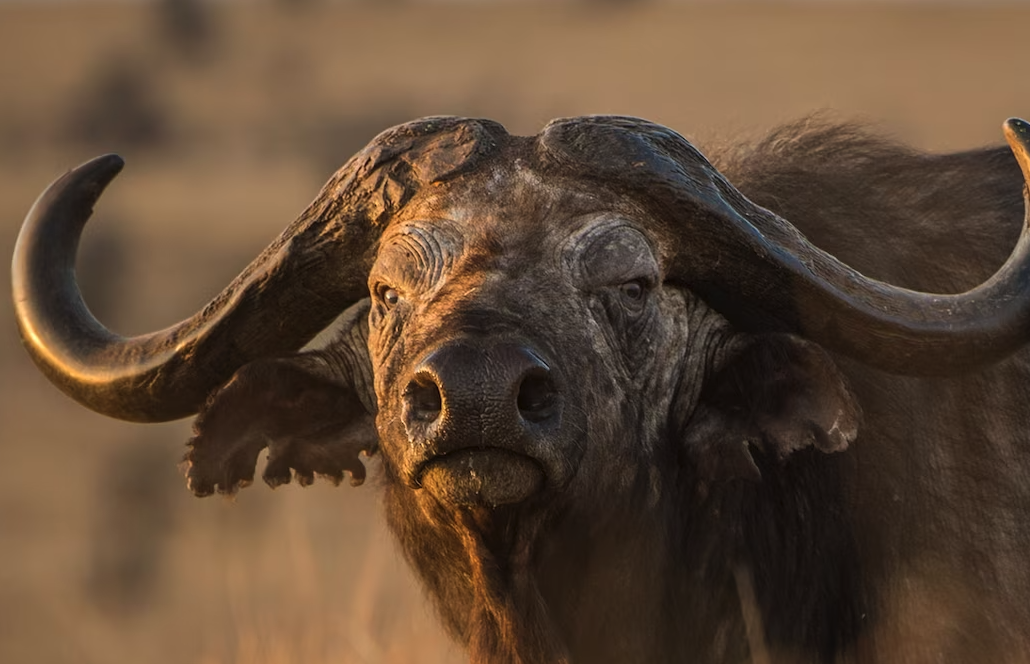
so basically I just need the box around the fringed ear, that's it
[682,334,860,493]
[183,354,378,497]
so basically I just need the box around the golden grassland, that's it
[1,2,1029,662]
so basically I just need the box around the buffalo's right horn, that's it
[539,116,1030,376]
[12,117,503,422]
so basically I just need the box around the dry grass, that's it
[2,2,1029,662]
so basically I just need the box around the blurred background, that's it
[1,1,1029,662]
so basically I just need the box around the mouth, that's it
[417,448,546,508]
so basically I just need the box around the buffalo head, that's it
[14,115,1030,661]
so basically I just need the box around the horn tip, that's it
[1004,116,1030,133]
[1003,117,1030,151]
[78,153,125,185]
[42,154,126,207]
[51,154,126,213]
[1003,118,1030,181]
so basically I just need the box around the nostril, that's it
[517,371,558,423]
[405,374,442,423]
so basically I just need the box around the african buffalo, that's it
[13,115,1030,663]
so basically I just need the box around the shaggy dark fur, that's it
[717,118,1024,291]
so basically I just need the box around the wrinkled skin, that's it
[367,166,707,507]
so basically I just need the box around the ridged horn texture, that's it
[12,117,505,422]
[538,116,1030,376]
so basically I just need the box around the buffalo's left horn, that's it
[12,117,503,422]
[540,116,1030,376]
[12,153,371,422]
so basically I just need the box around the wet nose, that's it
[402,343,560,436]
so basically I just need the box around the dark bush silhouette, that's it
[156,0,215,63]
[64,57,170,151]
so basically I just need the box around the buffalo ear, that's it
[683,333,860,489]
[183,355,378,497]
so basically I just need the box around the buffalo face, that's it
[365,165,707,509]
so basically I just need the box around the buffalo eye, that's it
[620,280,645,302]
[378,285,400,307]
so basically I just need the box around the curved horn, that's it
[539,116,1030,376]
[12,117,504,422]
